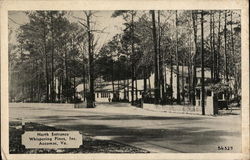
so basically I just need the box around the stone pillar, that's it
[205,91,218,115]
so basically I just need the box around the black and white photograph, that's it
[1,0,249,159]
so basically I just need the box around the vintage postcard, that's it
[1,0,249,160]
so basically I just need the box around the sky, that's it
[8,10,241,52]
[68,11,125,51]
[8,11,125,51]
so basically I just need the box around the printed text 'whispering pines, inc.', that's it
[22,131,82,148]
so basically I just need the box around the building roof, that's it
[76,79,145,93]
[169,65,211,78]
[76,65,212,93]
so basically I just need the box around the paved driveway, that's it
[9,102,241,153]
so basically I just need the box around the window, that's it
[102,92,108,98]
[97,93,99,98]
[197,79,200,84]
[207,90,212,96]
[218,93,223,100]
[196,90,200,99]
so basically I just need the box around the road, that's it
[9,102,241,153]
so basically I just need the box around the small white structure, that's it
[195,86,218,115]
[195,84,230,115]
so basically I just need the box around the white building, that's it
[147,66,212,100]
[75,66,214,102]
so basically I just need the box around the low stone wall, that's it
[142,103,202,115]
[9,103,74,108]
[74,103,87,108]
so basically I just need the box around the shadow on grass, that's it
[33,114,241,152]
[9,122,149,154]
[36,114,206,121]
[54,123,241,152]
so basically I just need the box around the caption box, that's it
[22,131,82,148]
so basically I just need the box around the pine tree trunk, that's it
[210,12,214,80]
[143,69,147,94]
[188,31,192,103]
[65,47,69,103]
[124,79,126,100]
[50,12,55,102]
[224,11,228,82]
[118,60,120,99]
[164,53,167,100]
[43,14,49,103]
[135,76,138,100]
[131,66,134,104]
[58,76,61,102]
[30,62,34,102]
[181,62,184,103]
[131,12,135,105]
[126,53,130,101]
[112,60,115,98]
[230,11,236,97]
[201,11,205,115]
[86,12,94,108]
[118,79,120,99]
[151,10,160,104]
[74,76,76,103]
[212,12,216,82]
[82,63,86,102]
[224,11,229,110]
[217,11,221,82]
[148,74,152,97]
[158,10,165,103]
[176,10,180,105]
[188,58,191,103]
[170,53,173,104]
[127,78,130,100]
[191,11,197,106]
